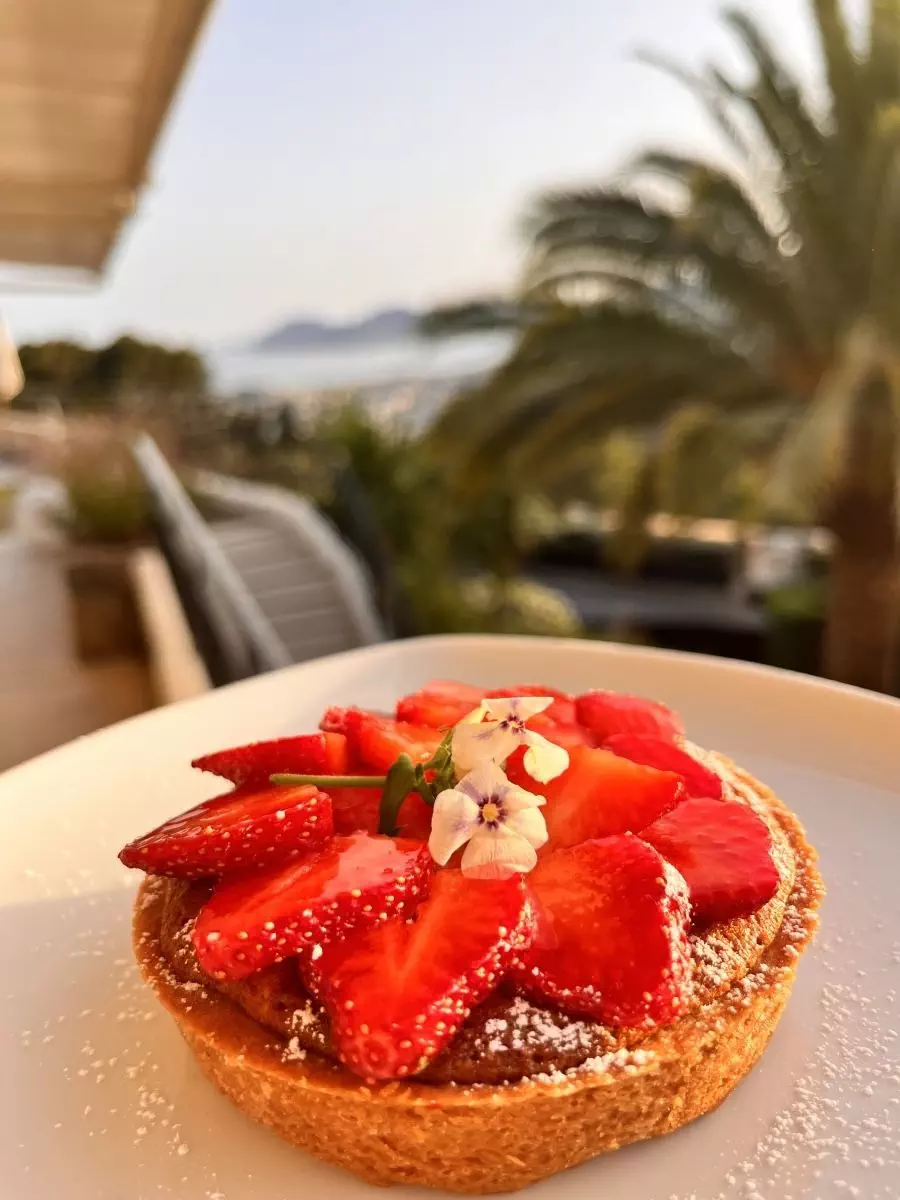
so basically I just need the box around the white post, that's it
[0,314,24,403]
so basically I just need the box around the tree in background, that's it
[426,1,900,693]
[312,403,582,639]
[17,335,206,410]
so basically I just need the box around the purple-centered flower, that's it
[451,696,569,783]
[428,761,548,880]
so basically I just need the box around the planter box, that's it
[129,547,210,704]
[64,544,147,662]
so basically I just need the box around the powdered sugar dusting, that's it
[662,937,900,1199]
[462,991,658,1086]
[283,1036,307,1062]
[7,884,230,1196]
[473,995,598,1059]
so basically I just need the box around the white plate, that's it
[2,635,899,1200]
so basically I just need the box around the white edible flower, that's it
[428,761,548,880]
[451,696,569,783]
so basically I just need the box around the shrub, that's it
[56,434,153,546]
[459,577,583,637]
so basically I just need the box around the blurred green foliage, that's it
[306,402,583,638]
[56,437,153,546]
[460,577,582,636]
[764,580,826,675]
[17,335,207,411]
[765,580,826,622]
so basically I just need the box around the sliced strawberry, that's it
[193,832,434,981]
[531,745,685,849]
[604,734,724,799]
[328,786,383,835]
[526,713,596,751]
[191,732,349,788]
[320,706,380,734]
[393,794,433,840]
[342,709,443,772]
[396,680,486,729]
[575,690,684,743]
[489,710,596,791]
[515,836,691,1027]
[640,797,779,928]
[308,869,534,1081]
[486,685,577,726]
[329,787,432,840]
[119,785,334,879]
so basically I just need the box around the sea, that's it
[209,331,513,431]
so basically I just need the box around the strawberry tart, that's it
[122,680,823,1194]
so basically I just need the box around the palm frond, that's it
[636,50,755,163]
[418,299,525,338]
[504,369,785,484]
[721,10,865,310]
[813,0,867,144]
[867,112,900,328]
[632,149,835,354]
[524,187,819,362]
[724,9,827,150]
[429,305,735,477]
[867,0,900,108]
[440,305,785,489]
[633,151,775,255]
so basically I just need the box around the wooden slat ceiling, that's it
[0,0,212,274]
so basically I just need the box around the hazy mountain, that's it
[252,308,417,352]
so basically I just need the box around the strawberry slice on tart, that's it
[204,712,433,840]
[517,745,686,848]
[320,708,442,770]
[640,796,779,928]
[503,721,594,794]
[604,733,724,799]
[575,689,684,743]
[328,787,432,840]
[313,710,441,838]
[515,835,692,1027]
[193,832,434,981]
[306,868,535,1081]
[192,732,349,788]
[119,784,334,879]
[395,680,486,729]
[344,709,444,772]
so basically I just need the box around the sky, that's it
[5,0,828,350]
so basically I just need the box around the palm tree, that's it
[427,0,900,692]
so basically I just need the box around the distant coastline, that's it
[212,329,514,401]
[250,308,418,353]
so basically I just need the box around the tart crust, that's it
[133,758,823,1194]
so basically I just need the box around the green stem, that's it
[413,773,435,807]
[270,773,387,788]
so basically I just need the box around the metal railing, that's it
[132,434,292,683]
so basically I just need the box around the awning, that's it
[0,0,212,275]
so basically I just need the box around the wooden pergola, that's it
[0,0,213,276]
